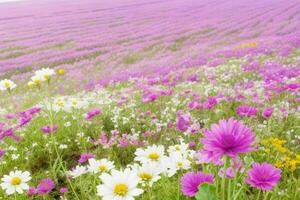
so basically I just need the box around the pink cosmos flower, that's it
[180,171,214,197]
[188,100,201,110]
[85,108,102,120]
[41,125,58,134]
[27,186,37,196]
[203,96,217,110]
[60,187,68,193]
[79,153,95,164]
[142,92,158,103]
[0,128,21,142]
[37,179,55,194]
[0,149,5,158]
[176,111,191,132]
[200,118,255,160]
[236,105,257,117]
[245,163,281,191]
[262,107,273,118]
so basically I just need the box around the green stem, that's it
[263,191,269,200]
[221,157,230,200]
[256,190,261,200]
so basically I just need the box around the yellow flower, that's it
[58,69,65,76]
[275,160,283,168]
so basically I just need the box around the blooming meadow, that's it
[0,0,300,200]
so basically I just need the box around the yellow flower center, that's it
[58,69,65,75]
[177,162,184,168]
[33,79,40,85]
[44,74,50,80]
[4,82,11,88]
[148,152,159,161]
[138,172,152,181]
[114,183,128,196]
[175,146,181,151]
[10,177,21,185]
[98,165,107,172]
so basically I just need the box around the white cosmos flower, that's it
[97,169,143,200]
[1,170,31,195]
[167,143,189,156]
[131,163,161,186]
[68,166,87,178]
[29,68,55,86]
[34,68,55,82]
[134,145,166,164]
[165,152,191,177]
[87,158,115,174]
[0,79,16,92]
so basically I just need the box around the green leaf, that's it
[195,183,219,200]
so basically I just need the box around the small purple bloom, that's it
[142,92,158,103]
[59,187,68,193]
[262,107,273,118]
[37,179,55,194]
[245,163,281,191]
[27,187,37,196]
[236,105,257,117]
[85,108,102,120]
[79,153,95,164]
[0,149,5,158]
[176,111,191,132]
[41,125,58,134]
[180,171,214,197]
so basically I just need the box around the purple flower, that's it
[188,141,196,150]
[37,179,55,194]
[180,171,214,197]
[0,128,21,142]
[188,100,201,110]
[41,125,58,134]
[245,163,281,191]
[78,153,95,164]
[142,92,158,103]
[203,96,218,110]
[0,149,5,158]
[27,187,37,196]
[59,187,68,193]
[262,107,273,118]
[85,108,102,120]
[201,118,255,160]
[176,111,191,132]
[236,105,257,117]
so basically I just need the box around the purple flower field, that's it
[0,0,299,199]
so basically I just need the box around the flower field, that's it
[0,0,299,199]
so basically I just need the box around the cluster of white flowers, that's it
[28,68,55,87]
[64,142,194,200]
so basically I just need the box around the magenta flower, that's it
[142,92,158,103]
[262,107,273,118]
[203,96,218,110]
[27,187,37,196]
[201,118,255,160]
[37,179,55,194]
[245,163,281,191]
[180,171,214,197]
[236,105,257,117]
[0,149,5,158]
[85,108,102,120]
[59,187,68,193]
[176,111,191,132]
[78,153,95,164]
[41,125,58,134]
